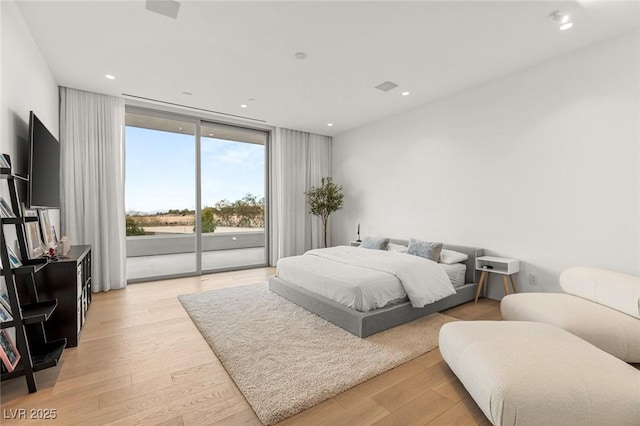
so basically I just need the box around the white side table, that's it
[474,256,520,303]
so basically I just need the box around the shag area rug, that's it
[178,283,456,425]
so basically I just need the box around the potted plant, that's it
[305,177,344,248]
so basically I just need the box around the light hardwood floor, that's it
[1,267,501,425]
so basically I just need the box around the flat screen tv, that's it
[28,111,60,209]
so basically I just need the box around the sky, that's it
[125,126,265,213]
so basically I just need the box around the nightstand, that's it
[474,255,519,303]
[349,241,362,247]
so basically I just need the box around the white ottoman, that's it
[439,321,640,426]
[501,293,640,362]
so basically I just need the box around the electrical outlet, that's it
[529,273,538,286]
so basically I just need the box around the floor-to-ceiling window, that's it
[200,122,267,272]
[124,108,269,282]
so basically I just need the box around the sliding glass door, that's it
[125,112,197,281]
[124,108,268,282]
[200,122,267,271]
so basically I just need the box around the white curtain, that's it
[269,128,331,265]
[59,87,126,292]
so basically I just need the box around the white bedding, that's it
[441,263,467,288]
[276,246,458,312]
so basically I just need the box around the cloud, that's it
[202,138,264,167]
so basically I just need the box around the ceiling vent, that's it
[145,0,181,19]
[375,81,399,92]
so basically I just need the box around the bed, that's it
[269,239,483,337]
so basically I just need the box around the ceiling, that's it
[16,1,640,137]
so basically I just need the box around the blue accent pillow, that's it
[359,237,390,250]
[406,239,443,261]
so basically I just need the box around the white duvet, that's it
[303,246,456,308]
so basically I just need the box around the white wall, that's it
[332,31,639,297]
[1,0,60,247]
[1,0,58,171]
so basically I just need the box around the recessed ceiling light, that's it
[105,74,116,80]
[327,123,334,127]
[402,91,410,96]
[209,133,214,136]
[178,126,183,130]
[294,52,307,60]
[559,22,573,31]
[550,10,573,31]
[240,104,248,108]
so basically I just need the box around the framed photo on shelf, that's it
[38,209,53,248]
[6,245,22,268]
[22,205,36,218]
[25,222,46,259]
[51,226,59,246]
[0,289,10,312]
[22,207,46,258]
[0,329,21,372]
[0,304,12,323]
[0,197,15,218]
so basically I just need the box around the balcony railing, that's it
[126,230,265,257]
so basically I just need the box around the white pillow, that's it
[387,243,408,253]
[439,249,469,264]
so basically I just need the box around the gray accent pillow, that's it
[406,239,443,261]
[359,236,390,250]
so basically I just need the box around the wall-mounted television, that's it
[28,111,60,209]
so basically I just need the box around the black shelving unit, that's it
[30,245,92,347]
[0,154,66,393]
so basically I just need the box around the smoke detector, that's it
[375,81,399,92]
[146,0,181,19]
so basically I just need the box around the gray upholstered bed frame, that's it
[268,240,483,338]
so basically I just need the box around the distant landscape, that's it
[126,194,264,236]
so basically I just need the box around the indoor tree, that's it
[305,177,344,248]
